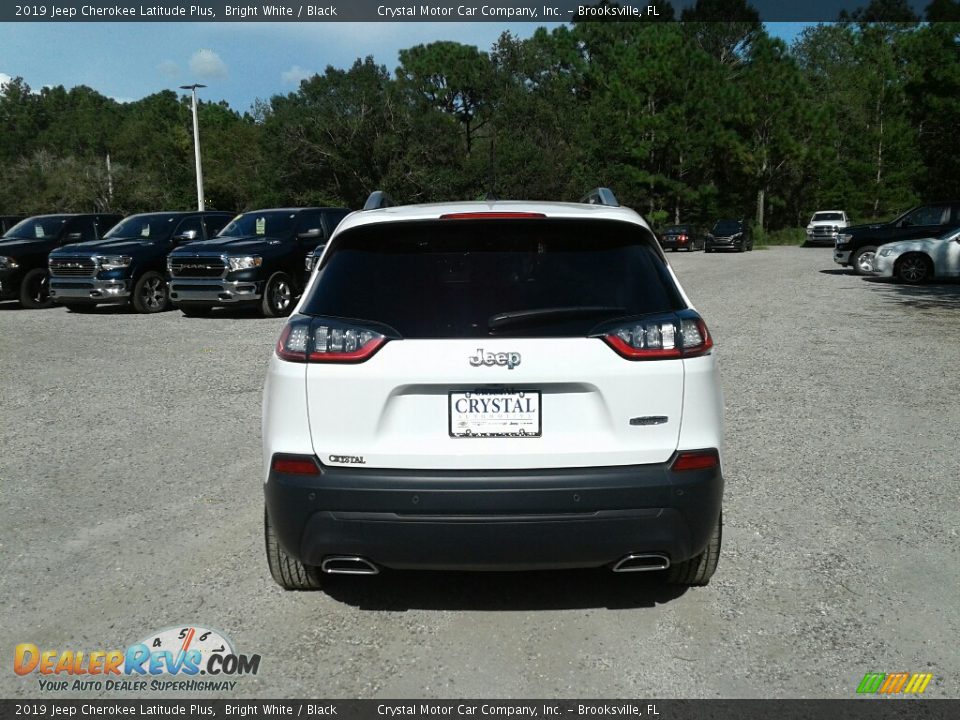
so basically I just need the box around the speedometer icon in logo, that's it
[135,626,234,672]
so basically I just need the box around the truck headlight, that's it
[839,234,853,243]
[96,255,132,270]
[805,227,813,235]
[0,256,19,269]
[227,255,262,271]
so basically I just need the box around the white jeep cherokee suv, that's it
[262,189,724,589]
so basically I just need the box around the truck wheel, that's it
[132,271,170,313]
[178,303,212,317]
[895,253,932,284]
[264,507,324,591]
[852,246,878,275]
[19,268,53,309]
[666,511,721,586]
[262,272,295,317]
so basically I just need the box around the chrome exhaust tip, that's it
[320,556,380,575]
[612,553,670,573]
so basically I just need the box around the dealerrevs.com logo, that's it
[14,625,261,692]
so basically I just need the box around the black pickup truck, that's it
[167,207,350,317]
[0,214,122,308]
[48,211,233,313]
[834,202,960,274]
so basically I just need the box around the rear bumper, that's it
[50,277,130,303]
[169,278,262,304]
[265,458,723,571]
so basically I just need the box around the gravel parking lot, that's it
[2,246,957,699]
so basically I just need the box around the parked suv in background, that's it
[834,202,960,274]
[49,211,232,313]
[262,189,724,590]
[804,210,849,246]
[705,219,752,252]
[0,213,121,308]
[167,207,350,317]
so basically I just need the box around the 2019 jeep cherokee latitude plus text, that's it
[262,190,725,589]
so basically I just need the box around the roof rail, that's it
[580,187,620,208]
[363,191,395,211]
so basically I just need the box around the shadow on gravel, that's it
[819,268,855,275]
[861,276,960,310]
[173,306,276,320]
[322,568,687,611]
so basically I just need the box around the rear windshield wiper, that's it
[488,306,627,329]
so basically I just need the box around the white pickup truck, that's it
[805,210,849,246]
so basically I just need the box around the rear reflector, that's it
[439,212,546,220]
[671,449,720,472]
[271,455,320,475]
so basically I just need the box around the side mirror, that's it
[173,229,199,243]
[297,228,323,240]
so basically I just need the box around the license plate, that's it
[449,391,541,438]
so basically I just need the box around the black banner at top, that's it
[0,0,946,23]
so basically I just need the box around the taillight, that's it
[678,234,688,243]
[271,454,320,475]
[276,318,389,364]
[670,449,720,472]
[598,313,713,360]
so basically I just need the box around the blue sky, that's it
[0,22,812,112]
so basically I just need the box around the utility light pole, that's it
[180,83,207,211]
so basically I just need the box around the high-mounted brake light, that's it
[670,449,720,472]
[276,319,388,364]
[271,454,321,475]
[600,314,713,360]
[439,212,546,220]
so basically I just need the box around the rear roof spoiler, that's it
[580,187,620,208]
[363,191,395,211]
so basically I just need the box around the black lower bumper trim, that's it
[265,460,723,571]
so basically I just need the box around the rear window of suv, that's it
[302,218,685,338]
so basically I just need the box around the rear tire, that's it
[895,253,932,284]
[265,507,324,590]
[178,303,212,317]
[19,268,53,309]
[666,511,721,586]
[132,271,169,313]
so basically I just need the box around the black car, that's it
[167,207,351,317]
[705,219,753,253]
[658,224,705,252]
[834,202,960,275]
[0,216,25,234]
[48,211,233,313]
[0,214,122,308]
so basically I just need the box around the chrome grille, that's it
[49,256,97,277]
[169,256,227,278]
[813,226,838,237]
